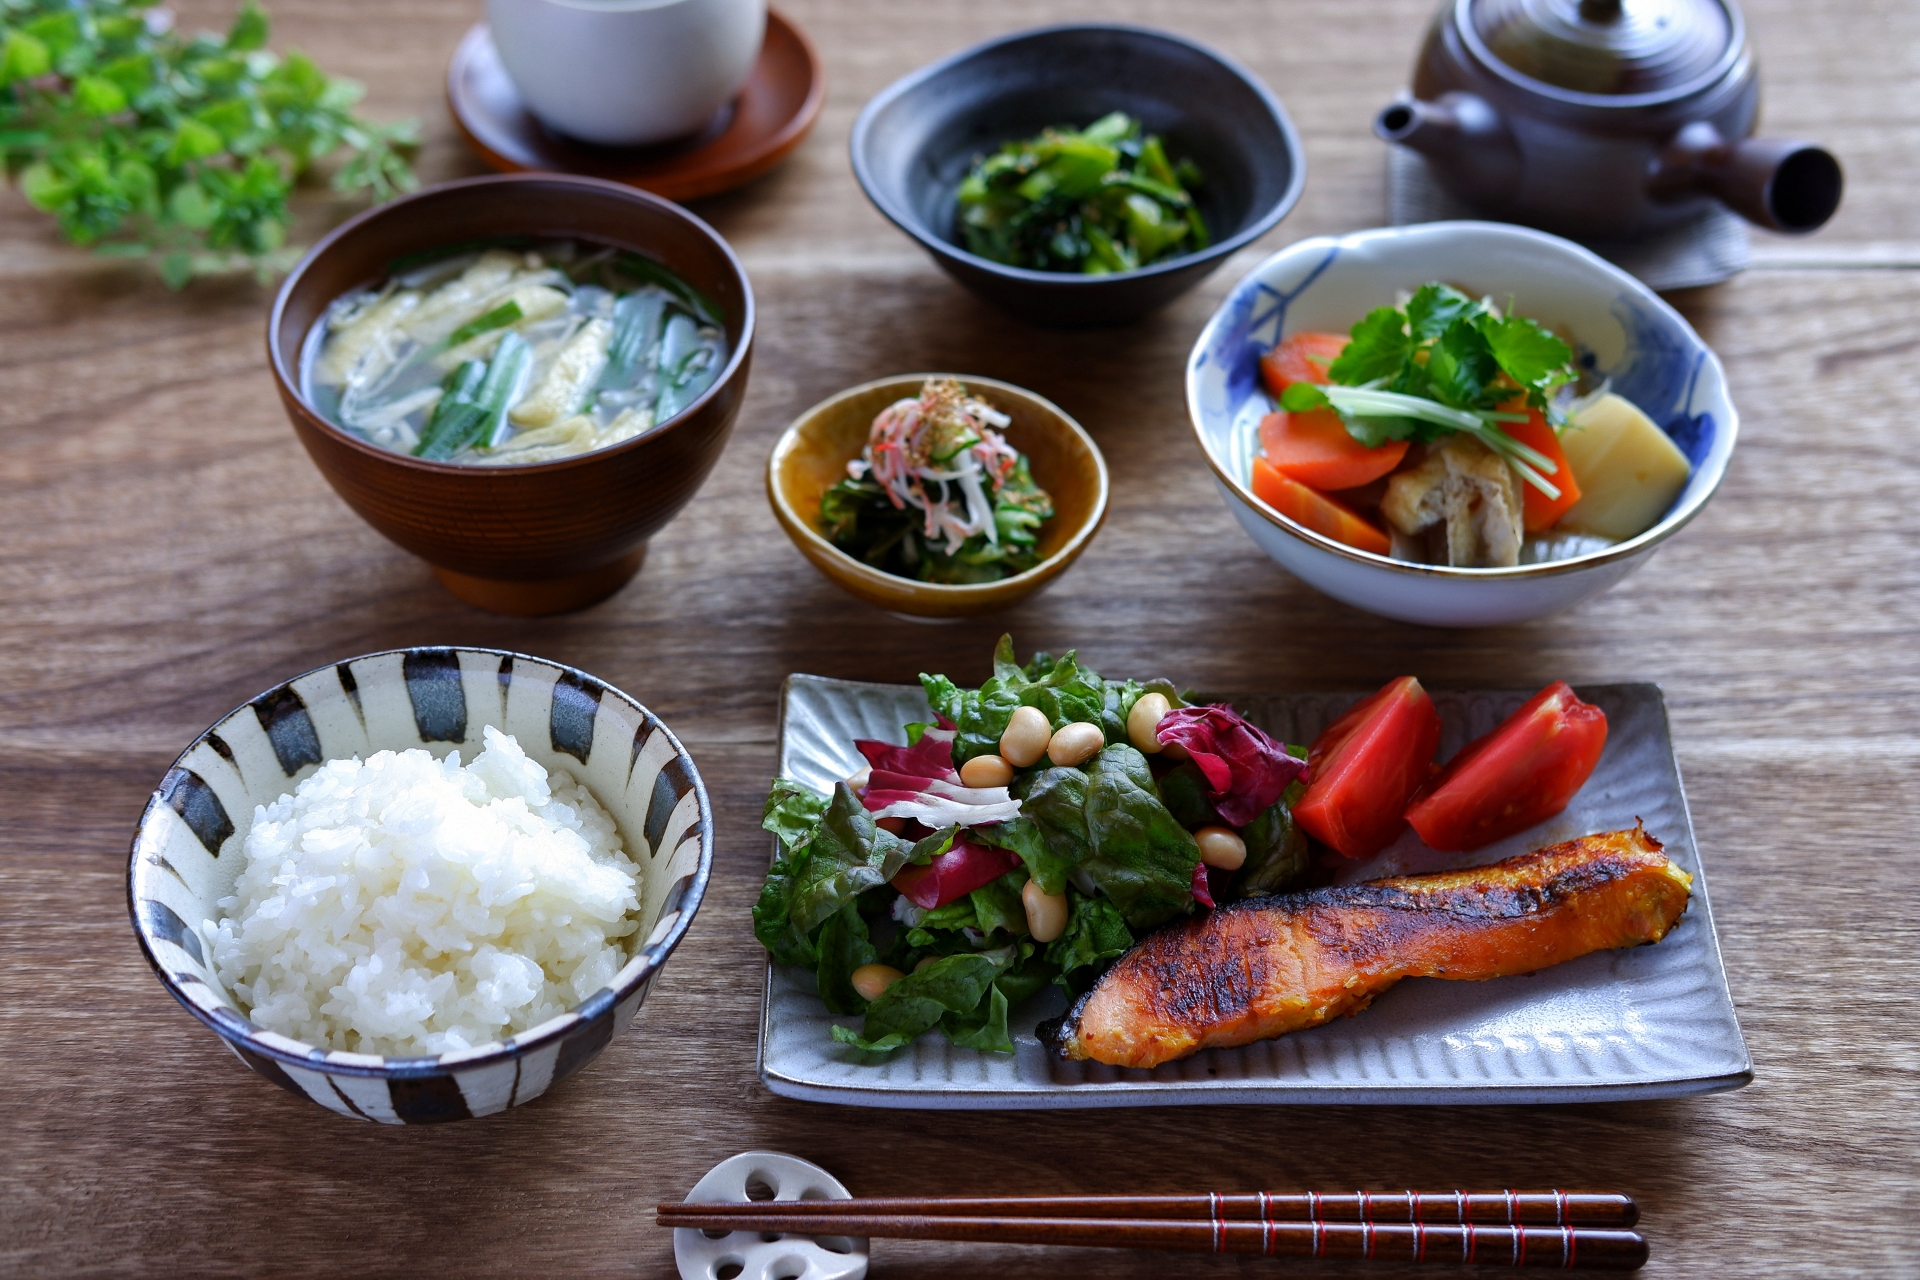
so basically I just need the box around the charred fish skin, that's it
[1044,826,1692,1070]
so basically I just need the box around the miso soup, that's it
[301,239,728,465]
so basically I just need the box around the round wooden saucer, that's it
[446,8,824,203]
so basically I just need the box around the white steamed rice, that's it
[207,726,642,1057]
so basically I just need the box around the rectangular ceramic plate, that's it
[758,676,1751,1109]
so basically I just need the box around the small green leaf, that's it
[21,12,81,59]
[761,778,828,851]
[195,98,254,145]
[190,53,246,85]
[167,181,216,228]
[160,251,195,289]
[73,75,131,116]
[1477,311,1575,403]
[318,75,364,112]
[226,0,270,51]
[116,158,158,210]
[1327,305,1412,385]
[1404,282,1481,342]
[99,53,154,95]
[0,31,52,85]
[18,161,70,211]
[1425,316,1500,409]
[96,16,145,43]
[1340,413,1426,449]
[166,119,225,164]
[1279,382,1331,412]
[269,49,326,102]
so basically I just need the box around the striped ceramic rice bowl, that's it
[127,646,711,1123]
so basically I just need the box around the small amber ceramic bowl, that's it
[267,174,754,616]
[767,374,1108,618]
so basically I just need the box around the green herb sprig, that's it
[1,0,417,286]
[1281,283,1578,497]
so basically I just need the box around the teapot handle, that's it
[1651,122,1843,234]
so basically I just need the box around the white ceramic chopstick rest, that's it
[673,1151,869,1280]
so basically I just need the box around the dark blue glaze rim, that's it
[849,22,1307,288]
[126,646,714,1080]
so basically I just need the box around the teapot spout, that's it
[1651,122,1843,233]
[1375,93,1522,205]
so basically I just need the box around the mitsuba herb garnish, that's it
[1281,283,1579,497]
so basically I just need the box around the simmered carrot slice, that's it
[1500,402,1582,531]
[1259,332,1347,399]
[1250,457,1391,556]
[1259,408,1410,491]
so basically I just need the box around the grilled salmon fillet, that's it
[1046,826,1692,1068]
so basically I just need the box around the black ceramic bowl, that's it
[851,23,1305,329]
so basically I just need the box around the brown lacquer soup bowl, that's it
[267,174,754,615]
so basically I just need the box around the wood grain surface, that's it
[3,1,1917,1277]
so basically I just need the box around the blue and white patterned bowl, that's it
[1185,221,1738,627]
[127,647,712,1123]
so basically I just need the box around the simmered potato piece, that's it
[1555,394,1691,540]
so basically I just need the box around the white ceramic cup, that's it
[486,0,767,148]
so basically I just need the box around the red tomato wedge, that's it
[1499,402,1582,532]
[1294,676,1442,859]
[1260,408,1410,491]
[1259,331,1347,398]
[1250,457,1392,556]
[1406,681,1608,852]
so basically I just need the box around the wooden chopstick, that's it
[662,1189,1636,1227]
[654,1210,1649,1270]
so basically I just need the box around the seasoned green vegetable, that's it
[956,111,1207,274]
[821,379,1054,584]
[0,0,416,286]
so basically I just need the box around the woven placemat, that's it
[1386,145,1749,292]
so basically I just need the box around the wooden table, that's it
[4,1,1916,1275]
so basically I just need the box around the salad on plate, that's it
[754,639,1616,1060]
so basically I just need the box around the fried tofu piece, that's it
[508,318,612,428]
[1381,435,1524,567]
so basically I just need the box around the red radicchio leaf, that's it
[1190,860,1216,909]
[859,769,964,810]
[1157,704,1308,827]
[892,838,1022,909]
[855,725,958,782]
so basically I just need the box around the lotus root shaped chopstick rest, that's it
[673,1152,868,1280]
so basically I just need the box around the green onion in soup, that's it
[301,240,728,465]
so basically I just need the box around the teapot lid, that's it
[1461,0,1741,100]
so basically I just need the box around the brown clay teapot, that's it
[1376,0,1842,239]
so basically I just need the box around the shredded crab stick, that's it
[847,379,1022,555]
